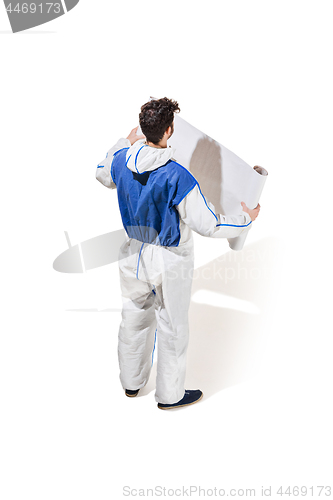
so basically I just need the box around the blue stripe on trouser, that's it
[136,243,145,279]
[152,329,157,366]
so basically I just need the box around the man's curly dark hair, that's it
[139,97,180,145]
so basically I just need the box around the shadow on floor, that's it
[140,236,280,400]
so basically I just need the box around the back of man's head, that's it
[139,97,180,145]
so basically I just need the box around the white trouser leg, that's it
[118,271,157,391]
[154,248,194,405]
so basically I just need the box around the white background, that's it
[1,1,332,498]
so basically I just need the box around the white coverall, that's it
[96,138,252,404]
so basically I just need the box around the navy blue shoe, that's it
[157,390,203,410]
[125,389,140,397]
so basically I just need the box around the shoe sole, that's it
[125,392,139,398]
[157,392,203,410]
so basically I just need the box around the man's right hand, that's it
[241,202,261,221]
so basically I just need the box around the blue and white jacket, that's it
[96,138,252,247]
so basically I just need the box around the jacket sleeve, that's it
[175,184,252,239]
[95,138,131,189]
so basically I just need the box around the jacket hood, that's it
[126,139,176,174]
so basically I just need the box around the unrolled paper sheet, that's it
[167,114,268,251]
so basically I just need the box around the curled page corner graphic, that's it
[3,0,80,33]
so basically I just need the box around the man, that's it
[96,97,260,410]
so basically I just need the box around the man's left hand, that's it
[127,126,145,145]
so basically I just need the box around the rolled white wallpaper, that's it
[167,114,268,251]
